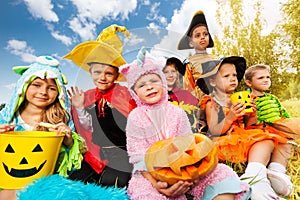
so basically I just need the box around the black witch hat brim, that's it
[197,56,246,95]
[177,10,214,50]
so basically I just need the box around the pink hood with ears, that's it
[120,49,168,108]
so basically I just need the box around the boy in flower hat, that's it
[65,24,137,188]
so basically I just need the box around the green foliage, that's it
[279,0,300,99]
[282,0,300,72]
[213,0,299,100]
[278,73,300,100]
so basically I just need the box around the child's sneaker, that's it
[267,169,293,196]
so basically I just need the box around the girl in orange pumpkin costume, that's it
[198,57,293,199]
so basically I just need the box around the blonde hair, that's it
[38,100,70,131]
[244,64,270,81]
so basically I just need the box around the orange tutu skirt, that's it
[213,124,291,163]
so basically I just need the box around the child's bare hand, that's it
[0,124,15,132]
[228,102,246,121]
[156,180,192,197]
[45,122,73,148]
[67,86,85,109]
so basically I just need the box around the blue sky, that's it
[0,0,286,103]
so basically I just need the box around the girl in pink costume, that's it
[120,48,251,200]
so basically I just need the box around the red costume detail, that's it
[72,84,136,173]
[170,87,198,106]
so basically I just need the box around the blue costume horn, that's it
[137,47,147,67]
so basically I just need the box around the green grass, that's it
[281,100,300,200]
[281,100,300,118]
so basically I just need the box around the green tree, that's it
[282,0,300,72]
[213,0,291,98]
[276,0,300,100]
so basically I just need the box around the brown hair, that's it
[244,64,270,81]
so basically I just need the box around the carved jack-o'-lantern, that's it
[145,133,218,185]
[0,131,64,189]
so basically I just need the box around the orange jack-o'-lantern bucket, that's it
[0,131,64,189]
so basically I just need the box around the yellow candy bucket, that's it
[0,131,64,189]
[230,91,253,113]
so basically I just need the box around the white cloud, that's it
[24,0,59,22]
[167,0,218,36]
[146,2,160,21]
[23,0,138,44]
[159,17,167,25]
[71,0,137,23]
[145,2,167,26]
[69,0,137,41]
[46,23,73,46]
[147,22,161,35]
[5,40,37,63]
[125,33,145,46]
[68,17,96,41]
[51,31,73,46]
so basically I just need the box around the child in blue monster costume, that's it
[0,56,129,200]
[0,56,85,199]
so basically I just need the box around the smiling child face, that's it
[133,73,164,105]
